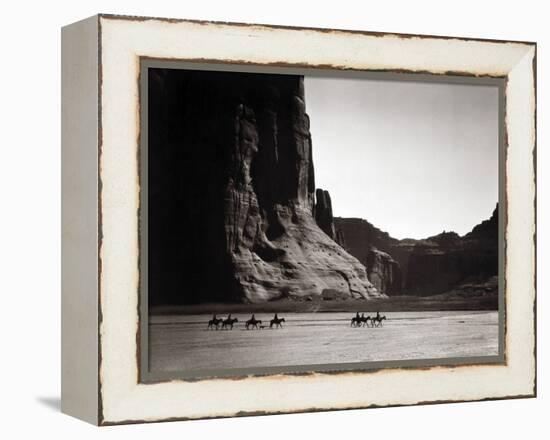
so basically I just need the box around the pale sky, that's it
[304,76,499,240]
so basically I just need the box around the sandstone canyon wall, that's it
[333,217,404,295]
[365,247,402,295]
[148,69,379,305]
[314,189,336,240]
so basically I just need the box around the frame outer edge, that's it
[61,14,101,425]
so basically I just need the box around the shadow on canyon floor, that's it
[150,294,498,316]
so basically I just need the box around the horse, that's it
[351,312,362,327]
[245,316,262,330]
[351,313,370,327]
[360,315,372,327]
[207,316,224,330]
[221,316,238,330]
[371,315,387,327]
[270,316,286,329]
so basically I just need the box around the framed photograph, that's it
[61,14,536,425]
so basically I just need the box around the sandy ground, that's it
[149,311,499,372]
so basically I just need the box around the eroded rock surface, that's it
[314,188,336,240]
[148,69,379,305]
[366,247,402,295]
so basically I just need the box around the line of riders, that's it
[206,311,387,330]
[207,313,286,330]
[351,311,387,328]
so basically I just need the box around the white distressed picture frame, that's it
[61,14,536,425]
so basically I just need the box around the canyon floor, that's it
[149,310,499,373]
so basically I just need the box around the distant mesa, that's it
[334,204,499,297]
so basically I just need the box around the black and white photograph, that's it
[143,66,503,377]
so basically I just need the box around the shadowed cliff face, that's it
[334,205,499,296]
[332,217,403,295]
[148,69,379,305]
[366,248,402,295]
[314,189,336,239]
